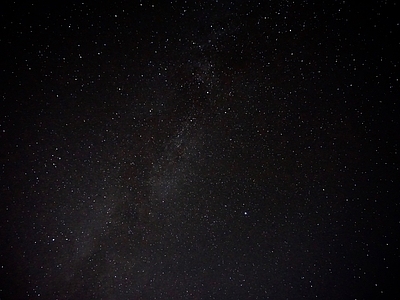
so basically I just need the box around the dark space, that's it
[1,1,399,299]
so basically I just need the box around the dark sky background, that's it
[1,1,399,299]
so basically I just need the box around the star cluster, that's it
[1,1,398,299]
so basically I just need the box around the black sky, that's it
[1,1,399,299]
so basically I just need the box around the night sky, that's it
[1,1,399,299]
